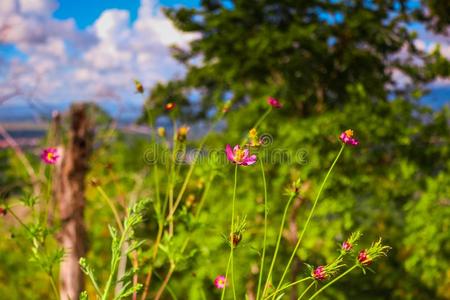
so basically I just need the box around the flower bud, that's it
[230,232,242,248]
[134,79,144,94]
[177,126,190,142]
[358,250,372,266]
[312,266,327,281]
[342,241,352,252]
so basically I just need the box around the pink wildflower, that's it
[267,97,282,108]
[342,241,352,252]
[214,275,227,289]
[40,147,59,164]
[339,129,359,146]
[358,249,372,266]
[225,144,257,166]
[312,266,327,281]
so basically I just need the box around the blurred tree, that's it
[142,0,449,118]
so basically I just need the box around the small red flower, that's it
[0,208,7,216]
[267,97,282,108]
[312,266,327,281]
[165,102,176,111]
[358,249,372,266]
[342,241,352,252]
[214,275,227,289]
[40,147,59,164]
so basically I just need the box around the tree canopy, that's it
[141,0,450,119]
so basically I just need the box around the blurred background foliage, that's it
[1,0,450,299]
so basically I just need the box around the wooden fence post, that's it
[57,104,93,300]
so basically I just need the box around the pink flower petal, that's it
[242,148,249,159]
[242,154,257,166]
[225,144,235,162]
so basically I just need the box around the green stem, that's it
[96,186,124,233]
[231,165,238,300]
[308,265,358,300]
[141,221,164,300]
[151,172,216,299]
[256,159,268,300]
[275,144,345,293]
[262,193,296,297]
[44,166,52,225]
[153,271,178,300]
[168,118,177,236]
[221,165,238,300]
[102,228,129,300]
[154,263,176,300]
[194,173,215,217]
[263,278,311,299]
[48,273,60,300]
[298,281,315,300]
[253,107,272,130]
[167,117,221,222]
[8,208,33,236]
[153,163,161,220]
[221,252,233,300]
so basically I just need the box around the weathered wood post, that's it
[57,104,93,300]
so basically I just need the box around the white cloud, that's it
[0,0,198,115]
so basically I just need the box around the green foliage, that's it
[136,1,450,298]
[80,199,147,300]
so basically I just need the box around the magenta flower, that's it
[214,275,227,289]
[267,97,282,108]
[339,129,359,146]
[41,147,60,164]
[312,266,327,281]
[226,144,257,166]
[342,241,352,252]
[358,249,372,266]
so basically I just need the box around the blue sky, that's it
[0,0,201,122]
[54,0,199,29]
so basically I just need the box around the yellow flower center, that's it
[234,149,245,162]
[47,152,54,160]
[345,129,354,138]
